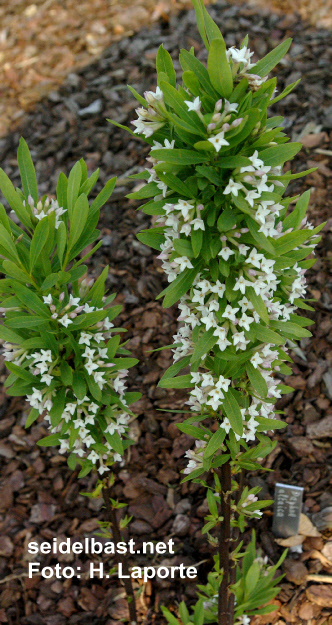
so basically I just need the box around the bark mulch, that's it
[0,2,332,624]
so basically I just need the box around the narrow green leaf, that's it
[17,137,39,203]
[30,217,49,270]
[248,38,292,77]
[208,38,233,98]
[246,362,268,398]
[156,45,177,87]
[222,389,243,436]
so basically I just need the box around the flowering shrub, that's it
[0,139,140,477]
[111,0,323,622]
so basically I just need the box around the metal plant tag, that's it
[272,483,304,538]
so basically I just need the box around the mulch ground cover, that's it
[0,1,332,624]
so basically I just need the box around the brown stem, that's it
[228,469,244,620]
[218,460,232,625]
[102,486,137,624]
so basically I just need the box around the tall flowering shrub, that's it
[110,0,323,623]
[0,139,140,478]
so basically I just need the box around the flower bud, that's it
[212,113,221,123]
[59,292,65,302]
[215,99,223,112]
[207,123,216,131]
[221,123,230,132]
[28,194,35,207]
[231,118,243,128]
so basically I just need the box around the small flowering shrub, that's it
[111,0,323,622]
[0,139,140,477]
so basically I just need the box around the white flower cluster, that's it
[226,44,268,90]
[183,440,206,474]
[145,140,318,474]
[132,87,166,138]
[23,195,67,230]
[2,291,131,475]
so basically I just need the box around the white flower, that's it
[94,371,106,389]
[210,280,226,298]
[238,313,254,331]
[103,318,114,330]
[218,247,234,261]
[223,178,243,196]
[174,199,195,220]
[222,305,239,323]
[201,373,214,388]
[233,331,246,346]
[40,373,53,386]
[98,347,108,359]
[201,312,216,331]
[245,189,261,207]
[83,347,95,359]
[43,295,53,305]
[245,248,264,269]
[98,464,110,475]
[83,303,95,313]
[173,256,194,271]
[220,417,231,433]
[93,333,104,344]
[191,218,205,231]
[85,360,99,375]
[234,276,249,294]
[216,375,231,392]
[66,403,77,415]
[88,450,99,463]
[208,131,230,152]
[59,314,72,327]
[238,244,250,256]
[184,96,201,111]
[68,294,80,307]
[88,402,99,414]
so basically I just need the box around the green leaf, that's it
[191,327,218,364]
[37,434,61,447]
[68,193,89,251]
[105,431,124,456]
[247,287,269,325]
[25,408,40,428]
[177,423,208,440]
[160,81,206,136]
[157,260,202,308]
[67,161,82,219]
[271,320,312,339]
[179,49,219,99]
[160,607,181,625]
[30,216,49,270]
[136,227,165,251]
[252,323,285,346]
[204,428,226,458]
[259,143,302,167]
[72,370,87,400]
[156,44,177,87]
[0,168,32,230]
[248,38,292,77]
[149,149,208,165]
[90,177,116,214]
[159,374,193,389]
[60,361,73,386]
[208,38,233,98]
[2,260,30,283]
[270,79,301,105]
[157,171,195,198]
[56,221,67,267]
[222,389,243,436]
[17,137,39,203]
[0,325,24,344]
[256,417,287,432]
[246,362,268,398]
[15,283,50,317]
